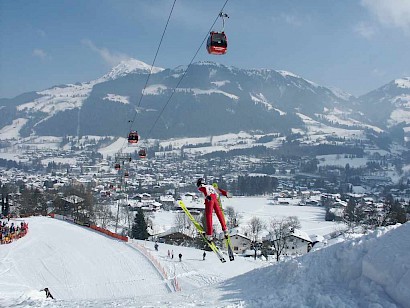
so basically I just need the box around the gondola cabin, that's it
[128,131,139,144]
[114,163,121,171]
[124,171,129,178]
[138,149,147,159]
[207,31,227,55]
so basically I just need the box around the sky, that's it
[1,215,408,307]
[1,0,410,98]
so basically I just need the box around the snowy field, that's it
[151,197,342,237]
[1,215,409,307]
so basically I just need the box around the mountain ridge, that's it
[1,58,409,140]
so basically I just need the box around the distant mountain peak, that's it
[277,70,301,79]
[394,77,410,89]
[101,58,164,81]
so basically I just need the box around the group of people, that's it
[0,220,28,244]
[165,249,183,261]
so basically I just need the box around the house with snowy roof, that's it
[151,228,194,245]
[225,229,252,254]
[159,194,176,210]
[264,228,313,257]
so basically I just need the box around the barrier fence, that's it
[89,224,128,242]
[49,213,128,242]
[130,241,181,292]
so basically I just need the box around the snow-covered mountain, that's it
[0,58,407,139]
[356,77,410,127]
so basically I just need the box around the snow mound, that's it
[219,223,409,307]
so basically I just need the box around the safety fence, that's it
[89,224,128,242]
[128,241,181,292]
[0,221,29,245]
[49,214,128,242]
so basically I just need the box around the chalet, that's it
[183,193,198,201]
[151,228,194,245]
[264,228,313,257]
[159,195,176,210]
[228,230,252,254]
[284,229,312,256]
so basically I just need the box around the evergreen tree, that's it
[131,208,149,240]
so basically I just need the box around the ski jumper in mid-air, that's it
[196,178,229,241]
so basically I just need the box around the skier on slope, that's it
[196,178,230,241]
[40,287,54,299]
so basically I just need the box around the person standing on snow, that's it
[196,178,230,241]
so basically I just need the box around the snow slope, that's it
[0,217,170,303]
[1,217,408,308]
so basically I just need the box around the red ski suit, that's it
[198,184,228,236]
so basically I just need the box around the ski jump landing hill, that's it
[0,216,173,303]
[0,216,409,308]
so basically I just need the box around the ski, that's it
[225,235,235,261]
[178,200,226,263]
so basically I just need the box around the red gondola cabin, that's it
[207,32,227,55]
[138,149,147,159]
[128,131,139,144]
[114,163,121,171]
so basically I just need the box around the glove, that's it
[206,196,212,201]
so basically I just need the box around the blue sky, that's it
[1,0,409,98]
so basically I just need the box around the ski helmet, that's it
[196,178,205,187]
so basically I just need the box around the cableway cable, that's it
[120,0,177,152]
[146,0,230,138]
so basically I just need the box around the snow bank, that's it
[219,223,409,307]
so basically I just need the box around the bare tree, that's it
[247,216,265,242]
[287,216,301,229]
[174,212,189,232]
[225,206,242,229]
[94,204,115,229]
[267,216,301,262]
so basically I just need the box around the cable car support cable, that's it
[120,0,177,153]
[147,0,230,138]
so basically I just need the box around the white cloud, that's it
[81,39,131,67]
[354,22,377,39]
[361,0,410,34]
[32,48,47,60]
